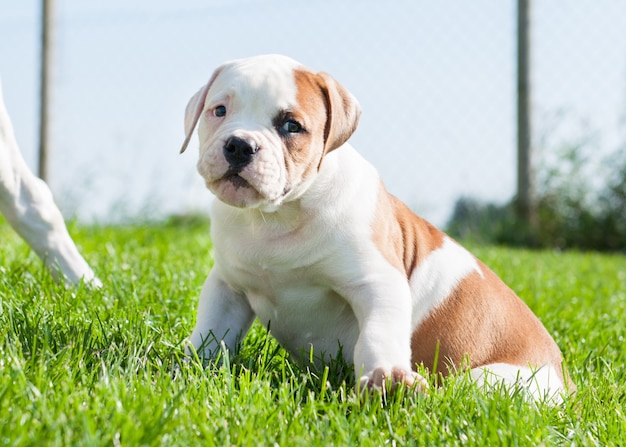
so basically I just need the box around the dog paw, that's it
[359,367,428,395]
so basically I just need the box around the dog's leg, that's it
[342,275,428,394]
[470,362,565,404]
[0,81,100,286]
[187,269,255,360]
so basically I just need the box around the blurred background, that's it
[1,0,625,250]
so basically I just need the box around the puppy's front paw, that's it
[359,367,428,395]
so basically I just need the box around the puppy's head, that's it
[180,54,361,210]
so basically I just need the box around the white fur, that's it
[470,363,565,404]
[410,237,483,329]
[0,80,100,286]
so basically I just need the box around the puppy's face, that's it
[181,55,361,210]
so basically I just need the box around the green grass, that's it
[1,216,625,446]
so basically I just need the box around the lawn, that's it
[0,216,624,446]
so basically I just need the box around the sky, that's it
[1,0,625,226]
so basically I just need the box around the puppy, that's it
[0,80,100,286]
[180,54,573,401]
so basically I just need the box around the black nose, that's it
[223,136,257,169]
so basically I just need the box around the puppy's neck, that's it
[215,198,308,234]
[254,201,304,225]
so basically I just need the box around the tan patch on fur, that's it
[293,69,361,172]
[372,183,445,277]
[315,72,361,155]
[410,262,566,385]
[282,69,329,184]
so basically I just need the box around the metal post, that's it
[38,0,55,182]
[516,0,536,226]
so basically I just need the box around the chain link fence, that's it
[1,0,625,227]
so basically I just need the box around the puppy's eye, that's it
[282,120,302,133]
[214,105,227,117]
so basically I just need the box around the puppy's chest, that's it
[221,246,332,310]
[216,233,358,359]
[214,212,334,294]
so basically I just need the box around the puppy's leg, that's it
[187,268,255,360]
[0,82,100,286]
[342,274,427,394]
[470,363,565,404]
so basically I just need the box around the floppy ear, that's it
[317,72,361,154]
[180,67,222,154]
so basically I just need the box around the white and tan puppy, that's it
[181,54,573,401]
[0,80,100,286]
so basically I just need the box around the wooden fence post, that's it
[38,0,55,182]
[517,0,537,227]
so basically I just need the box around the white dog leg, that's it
[470,362,565,404]
[188,269,255,359]
[0,80,100,286]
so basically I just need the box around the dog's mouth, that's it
[223,170,251,189]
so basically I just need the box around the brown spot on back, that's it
[371,183,445,278]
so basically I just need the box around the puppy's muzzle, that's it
[223,136,259,170]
